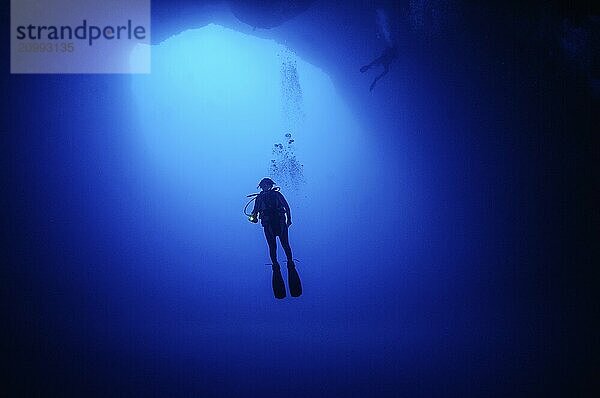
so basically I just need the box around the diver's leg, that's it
[360,58,378,73]
[279,225,294,263]
[280,225,301,297]
[265,224,286,298]
[264,226,279,268]
[369,66,389,91]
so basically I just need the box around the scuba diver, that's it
[247,178,301,298]
[360,8,398,91]
[360,44,397,91]
[251,178,294,269]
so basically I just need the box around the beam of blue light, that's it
[130,24,374,280]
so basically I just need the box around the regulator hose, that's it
[243,187,280,219]
[244,194,258,217]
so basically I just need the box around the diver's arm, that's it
[279,193,292,226]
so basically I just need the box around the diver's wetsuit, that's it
[251,189,293,267]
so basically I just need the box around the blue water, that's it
[5,14,581,397]
[116,24,521,396]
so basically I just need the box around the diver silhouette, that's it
[360,45,397,91]
[250,178,301,298]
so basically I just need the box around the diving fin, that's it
[287,261,302,297]
[272,264,286,299]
